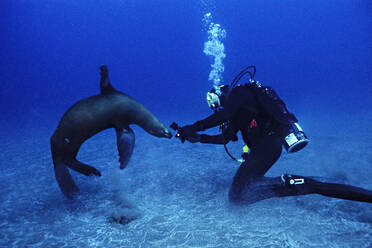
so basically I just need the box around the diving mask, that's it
[206,91,221,109]
[206,85,228,110]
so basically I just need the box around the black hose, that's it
[231,71,253,88]
[221,124,242,163]
[231,65,256,88]
[225,65,256,103]
[223,143,241,162]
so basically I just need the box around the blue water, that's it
[1,1,372,247]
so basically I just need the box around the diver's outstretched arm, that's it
[199,134,230,144]
[184,132,238,144]
[235,174,372,204]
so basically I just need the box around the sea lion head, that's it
[145,118,173,138]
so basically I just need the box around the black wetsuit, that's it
[181,84,372,204]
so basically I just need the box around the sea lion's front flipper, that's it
[53,160,79,199]
[116,127,135,170]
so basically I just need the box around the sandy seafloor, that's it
[0,114,371,248]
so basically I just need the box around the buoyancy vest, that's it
[243,81,298,126]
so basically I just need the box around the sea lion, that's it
[50,65,172,199]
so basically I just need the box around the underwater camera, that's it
[281,121,309,153]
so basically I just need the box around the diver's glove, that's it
[178,121,204,143]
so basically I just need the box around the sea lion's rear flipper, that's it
[53,160,79,199]
[99,65,116,94]
[116,127,135,170]
[69,160,102,177]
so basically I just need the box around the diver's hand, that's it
[178,124,198,141]
[171,121,204,143]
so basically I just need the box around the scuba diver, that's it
[172,65,372,204]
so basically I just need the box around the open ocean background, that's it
[1,0,371,247]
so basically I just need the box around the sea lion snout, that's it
[148,125,173,138]
[162,128,173,138]
[144,120,173,138]
[149,127,173,138]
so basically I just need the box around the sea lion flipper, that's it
[99,65,116,94]
[116,127,135,170]
[69,160,102,177]
[53,161,79,199]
